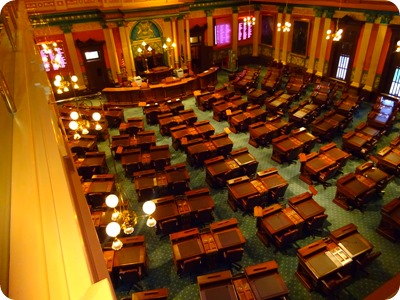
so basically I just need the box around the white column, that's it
[364,21,389,91]
[351,18,374,88]
[178,17,186,66]
[63,31,85,88]
[252,9,260,56]
[206,10,214,47]
[119,23,134,77]
[307,10,322,74]
[232,9,238,55]
[274,12,283,62]
[185,16,193,74]
[103,26,120,83]
[171,17,179,68]
[316,13,332,77]
[281,13,291,64]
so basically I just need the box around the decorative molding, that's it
[73,22,103,32]
[292,7,315,17]
[365,13,377,23]
[324,10,334,19]
[214,7,232,16]
[314,8,323,18]
[260,5,277,13]
[379,14,392,24]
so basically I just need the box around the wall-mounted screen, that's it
[84,51,100,61]
[238,19,253,41]
[214,17,231,46]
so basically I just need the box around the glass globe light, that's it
[81,128,89,135]
[106,222,121,237]
[123,225,134,235]
[70,111,79,120]
[54,80,61,87]
[55,75,62,81]
[112,238,123,251]
[92,112,101,121]
[95,123,102,131]
[111,211,120,221]
[63,86,69,92]
[73,133,81,140]
[57,88,63,94]
[71,75,78,82]
[106,194,119,208]
[143,201,156,215]
[69,121,79,131]
[146,216,157,227]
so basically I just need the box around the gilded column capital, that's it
[277,5,284,14]
[206,10,213,17]
[379,14,392,24]
[60,23,72,34]
[365,13,376,23]
[314,8,323,18]
[232,6,238,14]
[285,5,292,14]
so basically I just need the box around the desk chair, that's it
[318,165,340,189]
[306,214,328,238]
[355,251,382,275]
[159,218,179,238]
[179,256,202,278]
[87,193,105,210]
[194,208,214,227]
[241,194,263,216]
[118,268,143,294]
[78,166,96,180]
[71,146,86,158]
[223,247,244,271]
[321,272,352,297]
[274,228,299,252]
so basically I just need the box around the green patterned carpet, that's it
[97,68,400,300]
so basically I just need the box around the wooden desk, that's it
[333,173,377,210]
[377,197,400,242]
[291,127,317,154]
[187,140,218,167]
[289,103,320,127]
[171,236,205,272]
[113,243,147,273]
[194,120,215,139]
[376,146,400,176]
[248,122,279,148]
[212,227,246,252]
[319,143,351,169]
[210,132,234,157]
[230,148,259,178]
[152,196,180,223]
[271,135,304,164]
[197,270,238,300]
[246,88,268,106]
[299,152,337,185]
[355,161,393,192]
[205,156,241,188]
[82,180,115,195]
[132,288,168,300]
[257,169,288,202]
[68,139,97,154]
[289,192,326,222]
[329,223,374,260]
[244,260,288,300]
[179,108,198,126]
[227,176,260,211]
[259,206,296,236]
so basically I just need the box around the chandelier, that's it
[277,21,291,33]
[326,20,343,41]
[243,0,256,26]
[105,195,157,250]
[41,41,63,70]
[277,0,291,32]
[68,104,102,140]
[54,74,79,95]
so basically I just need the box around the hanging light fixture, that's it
[104,194,157,250]
[326,20,343,41]
[277,0,291,33]
[54,74,79,95]
[67,101,103,140]
[326,0,343,42]
[243,0,256,26]
[396,40,400,52]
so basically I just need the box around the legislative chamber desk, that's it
[230,147,259,177]
[376,146,400,176]
[132,288,168,300]
[355,161,393,192]
[271,134,304,164]
[256,203,302,248]
[256,168,288,202]
[248,122,280,148]
[205,156,241,188]
[299,152,338,185]
[246,88,268,106]
[197,270,238,300]
[227,176,266,211]
[244,260,289,300]
[288,192,326,224]
[333,173,377,211]
[291,127,317,153]
[197,67,219,91]
[376,197,400,242]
